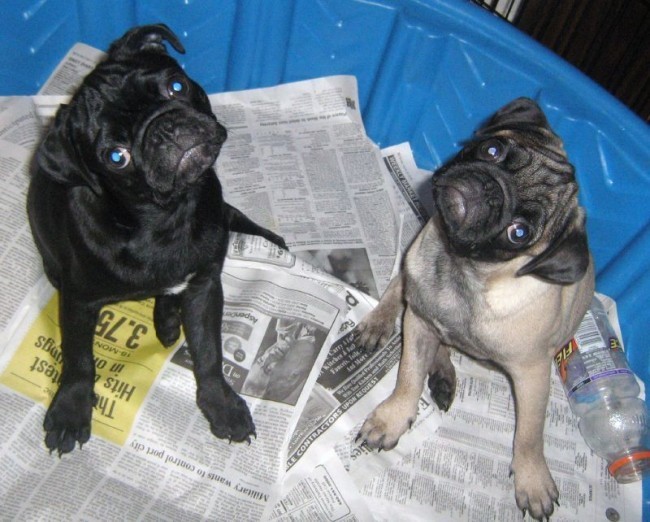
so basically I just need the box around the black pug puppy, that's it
[27,24,287,455]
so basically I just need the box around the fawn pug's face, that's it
[432,98,589,284]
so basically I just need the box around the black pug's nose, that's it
[148,113,225,149]
[140,109,226,196]
[149,118,175,146]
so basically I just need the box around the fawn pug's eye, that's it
[478,138,507,162]
[506,220,531,244]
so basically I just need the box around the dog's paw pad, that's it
[353,316,395,352]
[43,384,94,455]
[45,426,91,455]
[199,387,256,444]
[512,461,559,520]
[270,234,288,251]
[218,400,256,443]
[356,399,414,450]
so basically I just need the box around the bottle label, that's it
[555,310,632,398]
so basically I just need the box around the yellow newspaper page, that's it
[0,294,181,446]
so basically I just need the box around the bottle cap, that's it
[608,450,650,483]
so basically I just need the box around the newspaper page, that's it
[0,239,351,520]
[270,449,374,522]
[37,43,106,95]
[0,97,45,338]
[274,143,428,486]
[210,76,401,298]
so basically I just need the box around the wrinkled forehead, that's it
[495,127,567,162]
[66,58,182,142]
[470,123,568,160]
[448,127,574,185]
[84,53,184,101]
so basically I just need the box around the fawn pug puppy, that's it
[356,98,594,520]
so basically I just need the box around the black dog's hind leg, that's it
[154,294,182,347]
[224,203,287,250]
[44,294,99,455]
[181,265,255,443]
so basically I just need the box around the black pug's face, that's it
[38,25,227,206]
[432,98,589,284]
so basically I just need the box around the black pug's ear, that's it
[36,105,103,195]
[516,210,591,285]
[476,97,550,136]
[108,24,185,60]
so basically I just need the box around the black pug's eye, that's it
[506,221,530,244]
[166,75,189,98]
[478,138,507,162]
[107,147,131,169]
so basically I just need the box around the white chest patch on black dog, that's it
[165,273,195,295]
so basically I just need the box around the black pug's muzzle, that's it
[134,103,227,201]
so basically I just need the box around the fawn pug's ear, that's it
[477,97,549,133]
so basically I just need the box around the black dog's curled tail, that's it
[108,24,185,60]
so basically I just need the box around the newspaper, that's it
[0,42,644,521]
[1,258,351,520]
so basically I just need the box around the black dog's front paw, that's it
[266,232,288,252]
[197,383,256,443]
[44,382,96,455]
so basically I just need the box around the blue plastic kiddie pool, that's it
[2,0,649,515]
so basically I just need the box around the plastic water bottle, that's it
[554,295,650,483]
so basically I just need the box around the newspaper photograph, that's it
[0,41,645,521]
